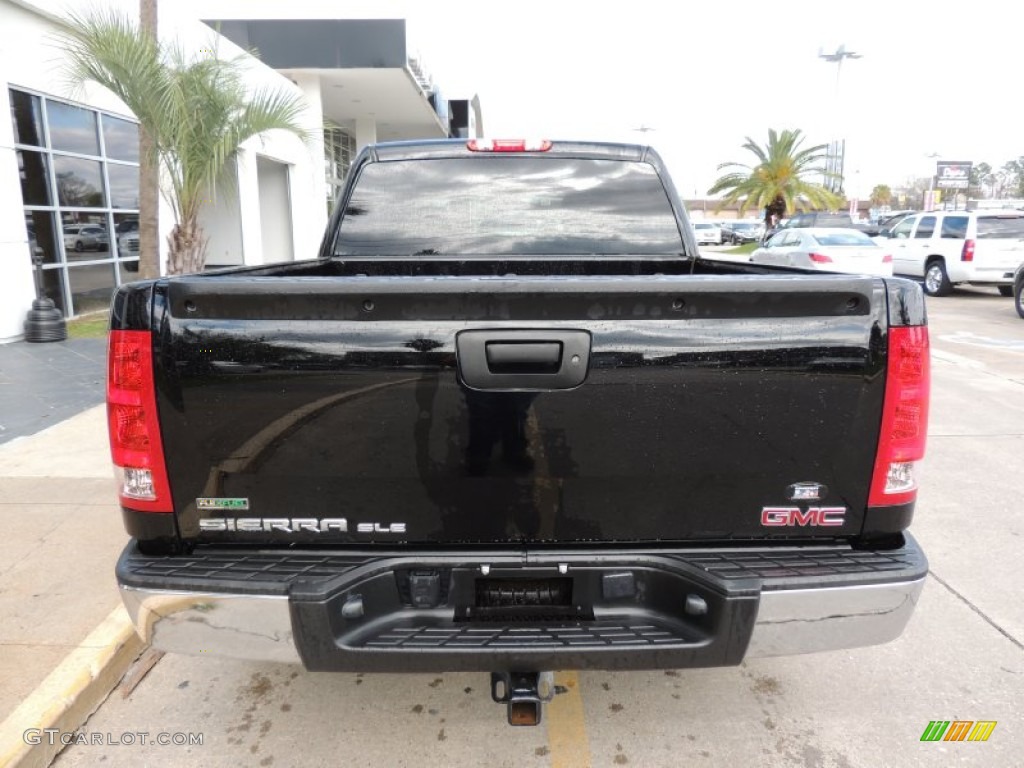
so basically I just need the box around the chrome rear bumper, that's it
[745,577,925,657]
[119,575,926,666]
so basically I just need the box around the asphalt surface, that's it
[0,338,106,445]
[37,285,1024,767]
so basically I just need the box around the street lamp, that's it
[818,45,862,195]
[924,152,940,211]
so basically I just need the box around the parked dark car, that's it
[721,221,762,244]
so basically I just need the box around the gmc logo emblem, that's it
[761,506,846,527]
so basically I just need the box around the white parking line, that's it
[936,331,1024,355]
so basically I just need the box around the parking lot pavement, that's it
[0,339,106,445]
[49,288,1024,767]
[50,572,1022,768]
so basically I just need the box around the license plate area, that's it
[462,577,590,622]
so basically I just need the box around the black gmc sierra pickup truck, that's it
[109,139,930,725]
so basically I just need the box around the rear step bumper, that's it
[117,535,927,671]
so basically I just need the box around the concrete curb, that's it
[0,605,144,768]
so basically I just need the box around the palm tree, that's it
[138,0,158,280]
[59,9,310,275]
[707,129,842,227]
[869,184,893,207]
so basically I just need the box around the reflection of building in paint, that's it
[0,3,485,340]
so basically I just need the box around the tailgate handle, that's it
[457,330,591,391]
[486,342,561,373]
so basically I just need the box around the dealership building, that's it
[0,0,482,341]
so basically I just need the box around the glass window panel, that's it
[977,216,1024,238]
[107,163,139,209]
[914,217,936,238]
[101,115,139,162]
[113,213,140,259]
[15,150,51,205]
[61,212,110,261]
[60,211,99,228]
[47,100,100,155]
[68,262,116,315]
[941,216,968,238]
[53,156,105,207]
[65,226,110,260]
[10,89,44,146]
[38,267,67,315]
[25,211,60,266]
[117,259,140,280]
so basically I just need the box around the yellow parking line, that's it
[547,671,591,768]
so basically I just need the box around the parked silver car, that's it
[62,224,108,253]
[751,227,893,276]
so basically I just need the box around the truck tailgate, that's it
[154,274,887,545]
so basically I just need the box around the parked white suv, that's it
[877,210,1024,296]
[693,221,723,246]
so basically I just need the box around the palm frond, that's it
[56,9,310,271]
[706,128,840,218]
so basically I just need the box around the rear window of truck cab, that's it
[333,157,685,256]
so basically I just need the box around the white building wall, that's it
[355,117,378,153]
[257,156,295,263]
[200,160,244,267]
[0,28,36,340]
[0,0,326,339]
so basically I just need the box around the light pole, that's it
[818,45,862,195]
[924,152,940,211]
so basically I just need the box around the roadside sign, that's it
[935,161,972,190]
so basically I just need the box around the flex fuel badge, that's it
[196,497,250,511]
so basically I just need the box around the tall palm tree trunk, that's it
[138,0,160,279]
[166,219,207,275]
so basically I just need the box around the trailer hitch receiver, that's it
[490,671,555,726]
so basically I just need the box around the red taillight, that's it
[868,326,930,507]
[961,239,975,262]
[467,139,552,152]
[809,252,833,263]
[107,330,173,512]
[882,254,893,263]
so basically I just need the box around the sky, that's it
[174,0,1024,201]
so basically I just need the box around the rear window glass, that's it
[941,216,968,238]
[810,231,876,246]
[976,216,1024,239]
[334,157,685,256]
[694,223,715,230]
